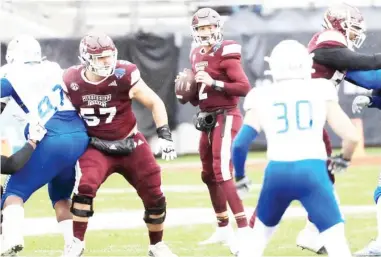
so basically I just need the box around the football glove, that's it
[328,154,351,174]
[352,95,371,114]
[28,121,47,143]
[235,176,252,200]
[155,125,177,161]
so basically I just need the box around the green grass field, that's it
[2,149,381,256]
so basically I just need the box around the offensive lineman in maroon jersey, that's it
[293,4,381,254]
[62,34,177,257]
[176,8,251,254]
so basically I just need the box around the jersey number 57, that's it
[80,107,117,126]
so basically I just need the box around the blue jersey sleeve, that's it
[0,78,15,97]
[370,96,381,110]
[345,70,381,90]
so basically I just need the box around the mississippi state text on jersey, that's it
[190,40,250,111]
[63,60,140,140]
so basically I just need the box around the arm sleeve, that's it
[1,143,35,175]
[217,58,251,96]
[369,96,381,109]
[345,70,381,90]
[312,47,381,71]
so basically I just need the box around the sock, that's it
[376,200,381,243]
[239,218,277,257]
[2,205,24,242]
[220,180,248,228]
[217,215,229,227]
[321,223,351,257]
[206,183,228,218]
[73,221,88,241]
[149,230,163,245]
[58,219,73,245]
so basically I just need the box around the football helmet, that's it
[191,8,223,46]
[6,35,42,64]
[79,34,118,77]
[323,3,366,48]
[265,40,314,81]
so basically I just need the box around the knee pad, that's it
[374,187,381,203]
[143,196,166,225]
[71,194,94,218]
[201,171,215,185]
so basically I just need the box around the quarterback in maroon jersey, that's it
[176,7,251,254]
[291,4,381,255]
[62,34,177,257]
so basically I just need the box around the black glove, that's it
[90,136,135,156]
[328,154,351,174]
[156,125,173,141]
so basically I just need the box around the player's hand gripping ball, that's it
[175,68,197,104]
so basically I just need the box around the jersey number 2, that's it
[80,107,116,126]
[274,100,313,134]
[199,83,208,100]
[38,84,64,119]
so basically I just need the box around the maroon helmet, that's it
[323,3,366,48]
[191,8,223,46]
[79,34,118,77]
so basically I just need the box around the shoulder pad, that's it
[220,41,242,59]
[116,61,140,85]
[312,78,338,102]
[316,30,347,48]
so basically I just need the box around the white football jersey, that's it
[244,78,338,161]
[1,61,75,125]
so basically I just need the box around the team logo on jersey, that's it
[70,82,79,91]
[82,94,111,107]
[114,68,126,79]
[108,80,117,87]
[195,61,208,72]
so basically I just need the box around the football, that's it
[175,69,197,104]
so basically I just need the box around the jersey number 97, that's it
[38,84,65,119]
[274,100,313,134]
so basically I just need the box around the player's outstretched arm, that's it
[1,140,36,175]
[313,46,381,71]
[129,79,177,161]
[345,70,381,90]
[327,101,360,160]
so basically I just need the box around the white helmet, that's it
[265,40,314,81]
[6,35,42,64]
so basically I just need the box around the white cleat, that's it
[148,242,178,257]
[296,228,327,255]
[63,238,85,257]
[199,226,239,255]
[354,240,381,256]
[1,235,24,257]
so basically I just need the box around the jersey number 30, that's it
[80,107,116,126]
[274,100,313,133]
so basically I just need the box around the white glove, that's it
[28,122,47,142]
[155,138,177,161]
[352,95,371,114]
[235,176,252,200]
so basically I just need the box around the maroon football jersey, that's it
[190,40,247,112]
[63,60,140,140]
[308,29,349,86]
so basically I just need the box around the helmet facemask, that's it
[342,18,366,49]
[192,23,223,46]
[81,49,118,77]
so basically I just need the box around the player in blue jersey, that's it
[232,40,360,257]
[0,35,89,256]
[345,69,381,256]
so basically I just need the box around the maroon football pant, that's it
[249,128,334,228]
[199,113,248,228]
[75,132,163,209]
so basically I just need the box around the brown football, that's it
[175,69,197,104]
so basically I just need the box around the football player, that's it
[345,69,381,256]
[0,35,89,256]
[290,4,381,253]
[175,7,251,254]
[63,34,177,257]
[233,39,358,257]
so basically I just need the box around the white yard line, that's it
[24,205,376,236]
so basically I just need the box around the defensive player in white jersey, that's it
[0,35,89,256]
[232,40,359,257]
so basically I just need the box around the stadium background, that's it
[1,1,381,256]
